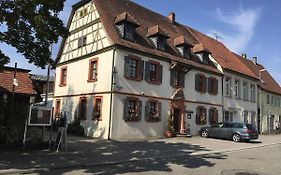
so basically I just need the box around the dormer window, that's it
[147,25,169,51]
[193,44,211,64]
[174,36,193,58]
[114,12,140,41]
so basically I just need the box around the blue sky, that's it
[2,0,281,85]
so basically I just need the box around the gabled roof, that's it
[233,54,281,95]
[91,0,222,74]
[187,27,258,79]
[0,67,35,95]
[174,35,193,47]
[192,43,211,53]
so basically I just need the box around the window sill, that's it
[172,85,184,89]
[59,84,66,87]
[125,77,142,82]
[146,117,161,122]
[125,118,141,122]
[146,80,161,85]
[87,79,97,83]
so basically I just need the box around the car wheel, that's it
[232,133,241,142]
[201,130,209,138]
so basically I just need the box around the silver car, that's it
[199,122,259,142]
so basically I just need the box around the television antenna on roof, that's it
[213,33,223,41]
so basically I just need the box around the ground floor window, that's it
[268,115,274,131]
[250,111,256,127]
[93,96,103,121]
[55,99,61,118]
[209,108,218,124]
[145,100,161,122]
[196,106,207,125]
[78,97,87,120]
[243,111,248,123]
[124,97,142,122]
[224,111,233,122]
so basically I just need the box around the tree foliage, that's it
[0,0,68,68]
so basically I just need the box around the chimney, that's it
[168,12,175,24]
[241,53,247,59]
[252,56,257,65]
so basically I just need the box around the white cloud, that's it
[209,7,261,53]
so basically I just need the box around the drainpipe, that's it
[108,46,117,140]
[221,76,224,122]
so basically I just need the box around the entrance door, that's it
[173,109,180,133]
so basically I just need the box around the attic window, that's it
[116,23,136,41]
[147,25,169,51]
[197,52,209,64]
[177,45,191,58]
[114,12,140,42]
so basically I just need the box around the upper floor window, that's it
[114,12,140,42]
[78,97,87,120]
[267,94,270,104]
[234,80,241,99]
[208,77,218,95]
[171,69,185,88]
[271,95,274,106]
[195,74,206,93]
[123,97,142,122]
[145,61,163,84]
[196,106,207,125]
[79,8,88,18]
[177,45,191,58]
[88,58,98,82]
[197,52,209,64]
[145,100,161,122]
[124,55,144,81]
[250,84,256,102]
[78,36,87,48]
[93,96,102,120]
[224,111,234,122]
[225,77,232,97]
[209,108,218,124]
[243,81,248,100]
[147,25,169,51]
[60,67,67,86]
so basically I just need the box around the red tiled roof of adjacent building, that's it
[0,67,35,95]
[233,54,281,95]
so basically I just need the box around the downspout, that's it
[108,46,117,140]
[221,76,225,122]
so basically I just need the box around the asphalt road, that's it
[15,143,281,175]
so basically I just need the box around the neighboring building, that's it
[30,74,55,108]
[54,0,224,139]
[0,66,36,109]
[235,56,281,133]
[188,29,259,127]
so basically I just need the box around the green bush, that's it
[67,118,85,136]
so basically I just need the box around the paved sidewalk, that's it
[0,134,280,174]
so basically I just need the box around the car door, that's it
[221,123,234,139]
[209,123,224,138]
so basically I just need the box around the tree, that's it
[0,0,68,68]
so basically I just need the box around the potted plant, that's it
[164,113,174,138]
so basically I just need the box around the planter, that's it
[164,131,173,138]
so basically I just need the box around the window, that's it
[124,97,142,122]
[145,100,161,122]
[234,80,240,98]
[243,111,249,123]
[251,111,256,127]
[116,23,136,41]
[197,52,209,64]
[271,95,274,106]
[60,67,67,86]
[78,97,87,120]
[150,36,166,51]
[267,94,270,104]
[78,36,87,48]
[93,96,102,120]
[196,106,207,125]
[88,58,98,82]
[79,8,88,18]
[195,74,206,93]
[171,69,185,88]
[145,61,163,84]
[250,84,256,102]
[124,55,144,81]
[208,77,218,95]
[177,45,191,58]
[55,99,61,117]
[209,108,218,124]
[224,111,233,122]
[243,82,248,100]
[225,77,232,96]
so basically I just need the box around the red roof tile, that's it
[114,12,140,26]
[0,67,35,95]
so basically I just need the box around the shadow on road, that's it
[0,137,227,174]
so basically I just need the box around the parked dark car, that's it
[199,122,259,142]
